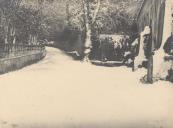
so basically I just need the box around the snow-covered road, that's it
[0,47,173,128]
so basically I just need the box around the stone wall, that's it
[0,50,46,74]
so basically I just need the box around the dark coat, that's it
[163,35,173,55]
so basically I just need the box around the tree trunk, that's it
[83,23,92,61]
[4,22,9,44]
[92,0,101,24]
[29,34,32,45]
[66,0,70,26]
[82,0,92,62]
[11,26,16,44]
[82,0,101,62]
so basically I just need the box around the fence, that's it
[0,44,45,58]
[0,44,46,74]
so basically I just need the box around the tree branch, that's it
[92,0,100,24]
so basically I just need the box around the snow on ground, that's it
[0,47,173,128]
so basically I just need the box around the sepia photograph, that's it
[0,0,173,128]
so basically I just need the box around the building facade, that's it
[136,0,173,80]
[137,0,167,51]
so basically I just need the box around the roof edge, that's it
[136,0,147,20]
